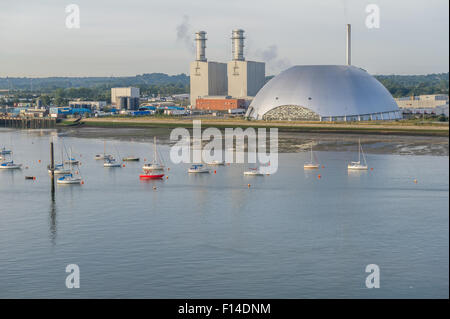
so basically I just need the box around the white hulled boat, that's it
[304,144,320,169]
[0,161,22,169]
[243,167,264,176]
[142,136,164,171]
[57,150,82,184]
[188,164,210,173]
[348,139,368,170]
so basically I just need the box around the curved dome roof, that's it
[247,65,399,119]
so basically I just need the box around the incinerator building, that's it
[245,25,401,121]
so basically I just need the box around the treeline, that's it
[0,73,190,91]
[1,72,448,103]
[374,73,448,97]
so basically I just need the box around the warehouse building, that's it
[111,87,140,105]
[190,31,228,107]
[195,96,246,111]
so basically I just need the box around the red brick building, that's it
[195,97,246,111]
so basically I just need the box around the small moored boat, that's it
[0,161,22,169]
[207,160,225,166]
[304,144,320,169]
[142,137,164,171]
[139,172,165,180]
[0,147,12,155]
[348,139,368,171]
[243,167,264,176]
[188,164,210,174]
[104,156,121,167]
[123,156,140,162]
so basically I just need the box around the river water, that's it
[0,128,448,298]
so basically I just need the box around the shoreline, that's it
[62,117,450,137]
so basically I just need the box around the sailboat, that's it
[206,160,225,166]
[142,136,164,171]
[64,147,79,165]
[0,147,11,155]
[348,139,368,170]
[103,141,122,167]
[57,149,82,184]
[0,150,22,169]
[304,144,320,169]
[48,146,71,175]
[243,167,264,176]
[140,137,165,179]
[188,164,210,174]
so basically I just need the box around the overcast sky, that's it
[0,0,448,77]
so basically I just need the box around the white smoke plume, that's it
[256,45,291,73]
[176,15,195,53]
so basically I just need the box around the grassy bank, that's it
[58,117,449,137]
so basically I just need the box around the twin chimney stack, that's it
[231,29,245,61]
[195,31,207,62]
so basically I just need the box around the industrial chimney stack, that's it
[195,31,207,62]
[231,29,245,61]
[346,24,351,66]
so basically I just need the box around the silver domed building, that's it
[245,65,401,122]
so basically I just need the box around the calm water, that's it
[0,128,448,298]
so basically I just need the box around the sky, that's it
[0,0,448,77]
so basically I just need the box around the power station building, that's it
[189,32,228,107]
[245,24,402,121]
[227,29,266,98]
[190,30,266,109]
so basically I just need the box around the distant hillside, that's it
[0,72,448,98]
[0,73,190,91]
[374,73,448,97]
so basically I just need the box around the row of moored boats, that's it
[0,139,369,185]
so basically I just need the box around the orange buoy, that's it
[414,179,418,184]
[166,176,169,179]
[38,160,41,163]
[214,170,216,174]
[33,177,36,180]
[81,181,84,185]
[322,165,325,169]
[318,174,322,179]
[122,164,126,167]
[247,184,251,188]
[167,168,170,171]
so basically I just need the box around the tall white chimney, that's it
[346,24,351,65]
[232,29,245,61]
[195,31,207,62]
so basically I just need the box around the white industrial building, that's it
[111,87,140,105]
[189,29,266,108]
[246,24,402,121]
[69,100,106,110]
[190,31,228,107]
[227,29,265,98]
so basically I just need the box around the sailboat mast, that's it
[358,139,361,163]
[153,136,157,163]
